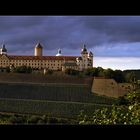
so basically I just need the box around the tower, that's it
[34,42,43,56]
[56,48,62,56]
[81,44,88,69]
[88,51,93,68]
[0,44,7,55]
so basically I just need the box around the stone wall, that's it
[91,77,133,98]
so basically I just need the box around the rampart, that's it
[91,77,133,98]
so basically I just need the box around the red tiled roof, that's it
[4,55,80,61]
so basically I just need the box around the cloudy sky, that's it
[0,16,140,70]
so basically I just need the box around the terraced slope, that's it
[0,98,112,119]
[0,83,117,104]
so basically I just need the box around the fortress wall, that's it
[118,83,134,97]
[91,77,133,98]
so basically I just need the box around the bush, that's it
[27,115,41,124]
[45,69,53,75]
[47,117,59,124]
[5,67,10,73]
[79,84,140,125]
[65,69,79,76]
[13,66,32,73]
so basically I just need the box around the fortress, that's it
[0,43,133,98]
[0,43,93,71]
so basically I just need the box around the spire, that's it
[88,51,93,57]
[35,42,43,48]
[81,44,88,54]
[83,44,86,49]
[56,48,62,56]
[1,43,7,52]
[0,42,7,55]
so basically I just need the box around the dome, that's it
[35,42,43,48]
[56,48,62,56]
[1,44,7,52]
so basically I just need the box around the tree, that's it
[83,68,98,76]
[113,70,125,83]
[125,72,136,83]
[13,66,32,73]
[65,68,79,76]
[97,67,104,77]
[5,66,10,73]
[78,84,140,125]
[103,68,114,79]
[46,69,53,75]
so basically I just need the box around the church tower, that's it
[88,51,93,68]
[0,44,7,55]
[81,44,88,69]
[34,42,43,56]
[56,48,62,56]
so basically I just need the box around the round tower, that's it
[34,42,43,56]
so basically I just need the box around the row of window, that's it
[0,63,62,68]
[2,60,64,63]
[0,62,62,66]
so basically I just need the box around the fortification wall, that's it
[91,77,133,98]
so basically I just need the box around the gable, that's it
[0,54,9,60]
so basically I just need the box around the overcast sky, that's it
[0,16,140,70]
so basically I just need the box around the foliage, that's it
[5,67,10,73]
[0,67,10,73]
[113,70,125,83]
[65,68,79,75]
[83,67,125,83]
[13,66,32,73]
[78,84,140,125]
[45,69,53,75]
[0,113,78,124]
[123,70,140,81]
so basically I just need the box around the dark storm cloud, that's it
[0,16,140,56]
[82,16,140,43]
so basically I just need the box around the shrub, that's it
[65,69,79,76]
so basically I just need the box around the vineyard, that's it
[0,73,117,119]
[0,98,111,119]
[0,83,117,105]
[0,73,93,85]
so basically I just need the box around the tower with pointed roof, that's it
[34,42,43,56]
[81,44,88,69]
[88,51,93,68]
[56,48,62,56]
[0,41,93,71]
[0,44,7,55]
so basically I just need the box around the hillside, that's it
[0,82,116,104]
[0,98,112,119]
[0,73,117,119]
[0,73,93,85]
